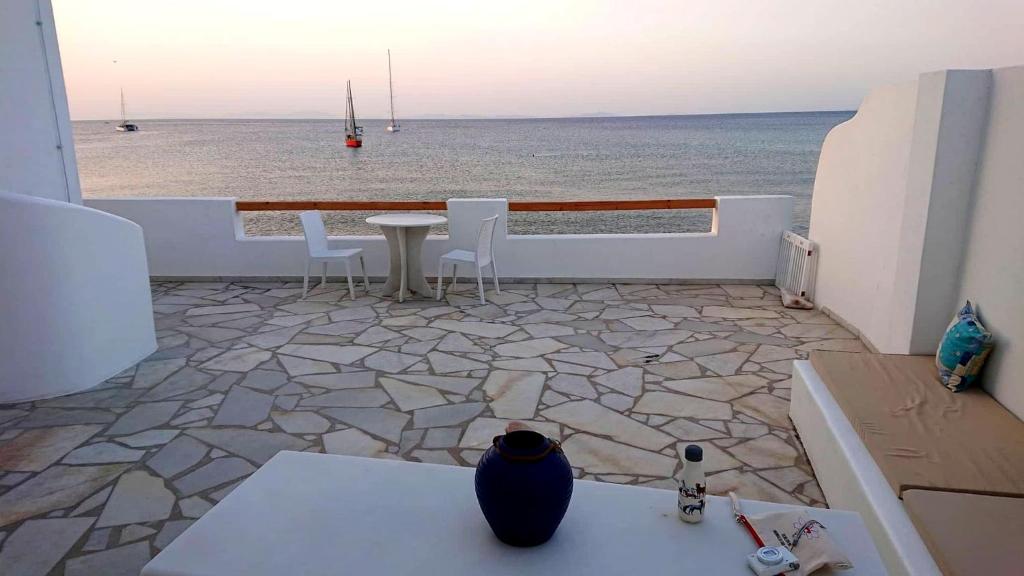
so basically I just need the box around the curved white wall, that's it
[810,69,992,355]
[810,64,1024,419]
[0,192,156,403]
[807,80,920,352]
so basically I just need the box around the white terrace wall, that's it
[810,64,1024,419]
[84,195,792,282]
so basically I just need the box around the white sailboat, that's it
[115,88,138,132]
[386,49,400,132]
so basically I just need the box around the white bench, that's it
[142,450,885,576]
[790,360,941,576]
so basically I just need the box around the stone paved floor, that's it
[0,280,868,574]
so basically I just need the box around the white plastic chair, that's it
[299,211,368,300]
[436,215,500,304]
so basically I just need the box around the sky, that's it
[53,0,1024,120]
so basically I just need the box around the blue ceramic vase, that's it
[474,429,573,547]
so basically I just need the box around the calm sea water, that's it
[73,112,852,236]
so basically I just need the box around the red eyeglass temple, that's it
[736,513,766,548]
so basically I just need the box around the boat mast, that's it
[345,80,355,134]
[343,79,363,147]
[120,87,127,125]
[387,49,396,126]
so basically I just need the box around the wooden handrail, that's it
[235,200,448,212]
[235,199,716,212]
[509,199,715,211]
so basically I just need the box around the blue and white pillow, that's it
[936,301,993,392]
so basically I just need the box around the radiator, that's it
[775,231,818,303]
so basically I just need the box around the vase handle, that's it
[491,436,563,462]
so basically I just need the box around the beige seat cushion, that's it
[810,351,1024,497]
[903,489,1024,576]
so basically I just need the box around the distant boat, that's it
[386,49,399,133]
[116,88,138,132]
[345,80,363,148]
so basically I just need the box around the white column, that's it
[901,70,992,353]
[0,0,80,203]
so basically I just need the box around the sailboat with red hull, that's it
[344,80,363,148]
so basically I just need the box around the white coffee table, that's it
[366,213,447,302]
[142,452,886,576]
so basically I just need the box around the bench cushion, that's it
[809,351,1024,497]
[903,490,1024,576]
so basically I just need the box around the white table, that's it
[366,213,446,302]
[143,452,886,576]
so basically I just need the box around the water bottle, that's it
[677,444,706,523]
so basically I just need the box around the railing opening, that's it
[238,202,449,236]
[235,198,716,236]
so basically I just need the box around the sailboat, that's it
[116,88,139,132]
[386,49,400,133]
[345,80,363,148]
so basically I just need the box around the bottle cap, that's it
[684,444,703,462]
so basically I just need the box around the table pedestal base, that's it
[380,226,434,301]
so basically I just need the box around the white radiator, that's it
[775,231,818,304]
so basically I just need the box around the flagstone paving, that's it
[0,280,865,572]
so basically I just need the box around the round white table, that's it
[366,213,447,302]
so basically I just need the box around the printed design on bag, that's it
[793,515,821,541]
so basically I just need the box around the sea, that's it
[73,112,853,237]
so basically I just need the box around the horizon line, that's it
[73,109,856,123]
